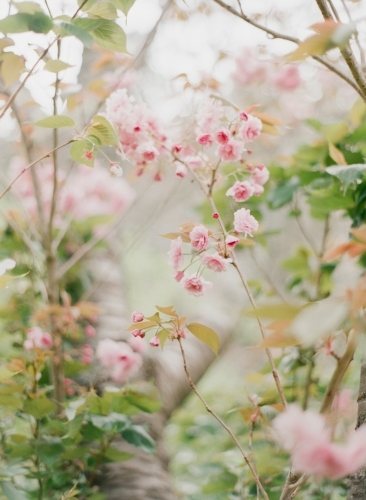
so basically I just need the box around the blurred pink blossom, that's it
[150,335,160,347]
[128,335,147,353]
[196,133,213,147]
[24,327,52,351]
[217,139,243,162]
[273,405,366,479]
[96,338,142,383]
[239,115,262,142]
[274,65,301,90]
[131,311,144,323]
[81,344,93,365]
[196,96,224,134]
[175,163,188,178]
[168,237,184,269]
[85,325,96,338]
[251,165,269,185]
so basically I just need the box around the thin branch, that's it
[327,0,341,21]
[211,0,365,99]
[320,328,358,414]
[177,338,269,500]
[44,0,52,17]
[0,140,73,202]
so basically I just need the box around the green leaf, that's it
[35,115,75,128]
[77,0,98,9]
[24,397,57,419]
[66,413,84,439]
[0,12,53,34]
[88,115,120,146]
[90,413,130,432]
[35,437,64,467]
[0,394,23,410]
[125,387,162,413]
[186,323,220,355]
[0,482,30,500]
[62,445,90,460]
[90,20,127,52]
[44,59,73,73]
[267,178,300,209]
[72,18,106,32]
[69,138,98,167]
[14,2,43,14]
[104,446,132,462]
[88,2,118,19]
[326,164,366,192]
[0,368,17,381]
[111,0,136,16]
[157,328,170,348]
[55,21,94,46]
[121,425,155,453]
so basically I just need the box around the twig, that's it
[211,0,365,99]
[320,328,358,414]
[177,338,269,500]
[0,141,73,201]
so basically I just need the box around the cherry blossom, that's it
[201,253,232,272]
[181,274,213,296]
[225,235,240,249]
[217,139,243,162]
[150,335,160,347]
[273,405,366,479]
[275,65,301,90]
[24,327,52,351]
[174,270,185,282]
[175,163,188,178]
[196,133,213,147]
[189,225,209,252]
[96,338,142,383]
[131,329,145,338]
[168,237,184,269]
[214,128,230,144]
[85,325,96,338]
[233,208,259,237]
[239,115,262,142]
[251,164,270,185]
[226,180,255,202]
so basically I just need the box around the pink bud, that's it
[154,172,162,182]
[85,325,96,338]
[239,111,249,121]
[131,311,144,323]
[212,212,219,219]
[150,335,160,347]
[132,329,145,338]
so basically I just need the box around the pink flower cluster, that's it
[105,88,168,170]
[273,405,366,479]
[24,327,52,351]
[96,338,143,383]
[167,224,234,296]
[8,159,135,225]
[226,164,269,203]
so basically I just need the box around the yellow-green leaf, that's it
[245,303,302,320]
[250,331,300,349]
[35,115,75,128]
[111,0,136,16]
[126,320,159,331]
[0,368,17,381]
[44,59,73,73]
[0,53,25,86]
[157,328,171,348]
[186,323,220,355]
[329,142,346,165]
[88,115,119,147]
[69,138,98,167]
[88,2,118,19]
[155,305,178,317]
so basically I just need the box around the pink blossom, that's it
[251,164,269,185]
[226,180,255,202]
[168,237,184,269]
[233,208,259,237]
[96,339,142,383]
[186,155,204,169]
[128,335,147,353]
[201,253,232,272]
[24,327,52,351]
[273,405,366,479]
[181,274,213,296]
[131,311,144,323]
[232,49,267,85]
[189,225,209,252]
[82,344,93,365]
[225,235,240,249]
[150,335,160,347]
[174,270,185,282]
[109,162,123,177]
[196,133,213,147]
[196,96,224,134]
[175,163,187,178]
[251,183,264,196]
[274,65,301,90]
[217,139,243,162]
[214,128,230,144]
[239,115,262,142]
[138,144,159,163]
[239,111,249,121]
[65,378,74,396]
[85,325,96,338]
[131,329,145,338]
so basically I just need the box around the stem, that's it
[0,141,73,201]
[177,338,269,500]
[87,434,116,487]
[211,0,365,100]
